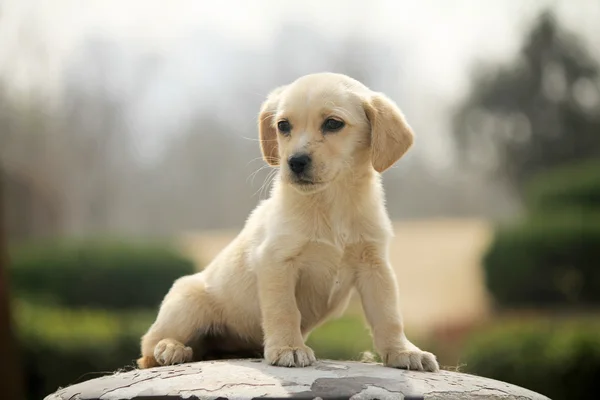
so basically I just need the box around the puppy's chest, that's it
[308,212,366,248]
[296,242,353,302]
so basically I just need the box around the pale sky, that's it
[2,0,599,97]
[0,0,598,167]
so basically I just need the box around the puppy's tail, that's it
[137,355,160,369]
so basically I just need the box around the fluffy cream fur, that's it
[137,72,439,372]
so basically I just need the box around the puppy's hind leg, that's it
[137,274,216,369]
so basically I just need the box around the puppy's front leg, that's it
[353,244,439,372]
[257,256,316,367]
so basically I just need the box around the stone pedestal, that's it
[45,359,549,400]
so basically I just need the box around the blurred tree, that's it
[0,174,25,400]
[60,36,158,235]
[453,10,600,197]
[0,83,66,240]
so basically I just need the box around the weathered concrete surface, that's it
[45,359,549,400]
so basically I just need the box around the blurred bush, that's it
[9,240,195,310]
[484,213,600,307]
[461,317,600,400]
[477,160,600,398]
[484,160,600,308]
[525,160,600,214]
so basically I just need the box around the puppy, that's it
[137,72,439,372]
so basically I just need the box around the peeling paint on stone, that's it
[45,359,550,400]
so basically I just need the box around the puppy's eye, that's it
[277,120,291,135]
[322,118,344,133]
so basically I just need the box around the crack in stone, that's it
[97,371,201,399]
[428,386,535,400]
[99,376,158,398]
[188,382,279,393]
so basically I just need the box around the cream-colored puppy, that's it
[137,72,439,372]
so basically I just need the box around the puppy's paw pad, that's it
[265,345,316,367]
[384,349,439,372]
[154,339,193,366]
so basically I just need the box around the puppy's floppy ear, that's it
[258,85,287,166]
[362,92,414,173]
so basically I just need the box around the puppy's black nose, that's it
[288,154,311,175]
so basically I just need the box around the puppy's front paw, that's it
[154,338,193,366]
[265,344,316,367]
[383,348,439,372]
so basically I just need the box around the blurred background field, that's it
[1,1,599,400]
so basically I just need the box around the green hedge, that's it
[9,240,196,310]
[525,160,600,214]
[15,301,154,400]
[483,213,600,307]
[461,317,600,400]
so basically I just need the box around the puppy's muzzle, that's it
[288,154,311,176]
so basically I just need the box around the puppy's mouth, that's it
[290,173,326,185]
[295,177,320,186]
[287,174,332,193]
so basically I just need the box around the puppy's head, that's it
[258,73,414,194]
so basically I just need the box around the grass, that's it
[14,300,155,346]
[307,314,376,361]
[14,299,374,361]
